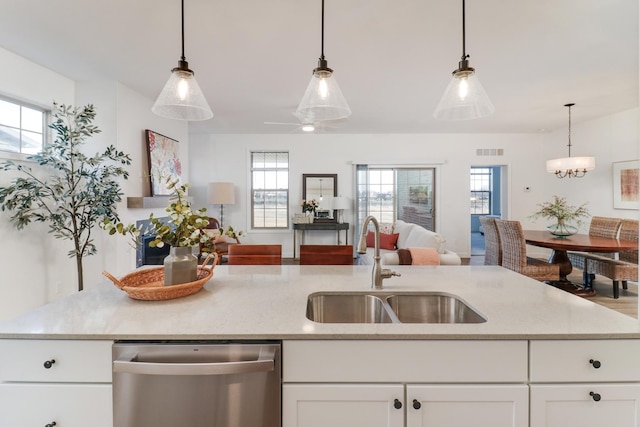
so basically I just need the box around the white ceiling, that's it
[0,0,637,135]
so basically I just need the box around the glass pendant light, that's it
[546,103,595,178]
[295,0,351,123]
[433,0,494,121]
[152,0,213,121]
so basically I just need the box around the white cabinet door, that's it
[0,383,113,427]
[531,384,640,427]
[407,384,529,427]
[283,384,404,427]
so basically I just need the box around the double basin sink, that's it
[306,291,486,324]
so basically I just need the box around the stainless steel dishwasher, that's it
[113,341,281,427]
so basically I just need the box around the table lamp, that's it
[332,196,350,224]
[208,182,235,227]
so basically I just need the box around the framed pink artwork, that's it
[145,129,182,196]
[613,160,639,210]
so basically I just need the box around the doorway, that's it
[470,166,505,257]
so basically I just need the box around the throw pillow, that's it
[366,231,399,250]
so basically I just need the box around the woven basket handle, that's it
[102,270,125,289]
[199,252,218,271]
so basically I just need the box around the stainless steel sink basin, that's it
[306,292,486,324]
[386,294,486,324]
[306,293,394,323]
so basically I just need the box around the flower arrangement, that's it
[146,182,211,248]
[218,225,245,243]
[529,195,590,227]
[301,198,319,213]
[104,181,211,249]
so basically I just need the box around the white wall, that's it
[0,48,188,321]
[188,108,639,260]
[0,42,637,322]
[0,47,75,320]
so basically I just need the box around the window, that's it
[470,167,492,214]
[0,97,47,155]
[356,165,435,231]
[251,151,289,229]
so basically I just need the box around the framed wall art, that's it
[613,160,639,210]
[145,129,182,196]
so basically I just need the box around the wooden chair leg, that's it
[613,281,620,299]
[622,280,628,290]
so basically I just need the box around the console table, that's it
[292,222,350,259]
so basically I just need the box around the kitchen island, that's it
[0,265,639,339]
[2,265,640,427]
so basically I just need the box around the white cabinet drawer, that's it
[530,384,640,427]
[0,383,112,427]
[284,340,528,383]
[530,340,640,382]
[0,339,113,382]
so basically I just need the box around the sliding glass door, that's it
[356,165,436,232]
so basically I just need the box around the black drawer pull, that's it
[45,422,57,427]
[589,359,601,369]
[412,399,422,410]
[43,359,56,369]
[393,399,402,409]
[590,391,601,402]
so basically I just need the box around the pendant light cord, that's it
[566,103,573,157]
[320,0,325,61]
[461,0,467,61]
[180,0,186,62]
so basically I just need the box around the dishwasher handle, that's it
[113,348,275,376]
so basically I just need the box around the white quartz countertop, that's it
[1,265,639,340]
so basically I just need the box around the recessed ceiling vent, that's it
[476,148,504,156]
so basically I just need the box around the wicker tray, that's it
[103,253,218,301]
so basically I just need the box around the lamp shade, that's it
[332,196,350,210]
[152,67,213,121]
[433,69,495,120]
[208,182,235,205]
[295,70,351,123]
[546,156,596,174]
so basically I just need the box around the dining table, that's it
[522,230,638,296]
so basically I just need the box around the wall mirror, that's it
[303,174,337,221]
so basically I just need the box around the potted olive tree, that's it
[0,103,133,291]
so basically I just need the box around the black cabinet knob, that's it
[412,399,422,410]
[43,359,55,369]
[393,399,402,409]
[590,391,601,402]
[589,359,601,369]
[45,422,57,427]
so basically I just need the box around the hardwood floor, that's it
[466,255,638,319]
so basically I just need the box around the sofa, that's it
[359,220,461,266]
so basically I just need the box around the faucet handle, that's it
[381,269,401,279]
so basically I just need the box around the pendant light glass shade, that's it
[295,62,351,123]
[152,0,213,121]
[433,67,494,120]
[295,0,351,123]
[433,0,494,121]
[152,62,213,121]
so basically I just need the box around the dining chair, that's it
[495,219,560,282]
[479,216,502,266]
[227,244,282,265]
[586,219,638,298]
[300,245,354,265]
[567,216,622,283]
